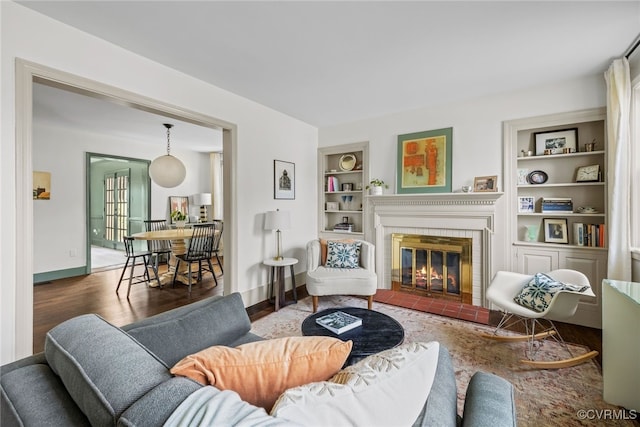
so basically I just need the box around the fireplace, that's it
[391,233,472,303]
[365,192,502,308]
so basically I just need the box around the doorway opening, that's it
[86,153,151,272]
[15,59,237,358]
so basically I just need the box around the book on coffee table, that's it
[315,311,362,334]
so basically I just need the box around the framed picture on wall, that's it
[33,171,51,200]
[274,160,295,199]
[169,196,189,223]
[396,127,453,194]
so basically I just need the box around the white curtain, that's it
[605,57,632,281]
[210,152,224,220]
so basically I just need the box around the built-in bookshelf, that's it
[318,142,369,238]
[503,108,607,329]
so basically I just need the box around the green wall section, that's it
[34,267,87,284]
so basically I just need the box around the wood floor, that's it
[33,265,602,367]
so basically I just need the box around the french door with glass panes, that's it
[104,169,130,248]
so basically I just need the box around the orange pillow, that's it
[320,238,355,265]
[170,336,352,411]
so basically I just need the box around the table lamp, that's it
[265,209,291,261]
[190,193,212,223]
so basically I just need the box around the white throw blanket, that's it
[164,386,298,427]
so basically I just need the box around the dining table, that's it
[131,228,196,287]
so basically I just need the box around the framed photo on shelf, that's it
[518,196,535,213]
[543,218,569,244]
[534,128,577,155]
[274,159,295,199]
[396,127,452,194]
[473,175,498,192]
[517,168,529,185]
[326,201,339,211]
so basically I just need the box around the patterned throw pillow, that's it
[513,272,566,312]
[271,341,440,426]
[325,241,361,268]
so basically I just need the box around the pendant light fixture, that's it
[149,123,186,188]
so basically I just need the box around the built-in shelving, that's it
[318,142,369,238]
[503,107,607,329]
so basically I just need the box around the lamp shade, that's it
[190,193,212,206]
[149,123,186,188]
[264,210,291,231]
[149,155,186,188]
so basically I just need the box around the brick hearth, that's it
[374,289,490,325]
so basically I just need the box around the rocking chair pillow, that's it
[325,241,361,269]
[513,272,565,312]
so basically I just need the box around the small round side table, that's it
[263,257,298,311]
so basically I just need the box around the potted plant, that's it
[366,179,388,195]
[171,210,187,228]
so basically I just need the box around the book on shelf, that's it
[572,223,606,247]
[333,223,354,232]
[541,197,573,212]
[326,176,340,192]
[315,311,362,334]
[573,223,585,246]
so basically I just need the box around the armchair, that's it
[305,239,377,313]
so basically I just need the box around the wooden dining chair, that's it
[172,223,217,294]
[116,236,161,298]
[143,219,172,274]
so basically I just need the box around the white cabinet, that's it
[504,108,607,328]
[318,142,369,238]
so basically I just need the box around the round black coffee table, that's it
[301,307,404,365]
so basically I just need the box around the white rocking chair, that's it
[483,269,599,369]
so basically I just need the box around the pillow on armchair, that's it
[319,238,355,265]
[325,241,362,269]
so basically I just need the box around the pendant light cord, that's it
[164,123,174,155]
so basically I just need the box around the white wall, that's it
[1,2,318,363]
[320,74,607,276]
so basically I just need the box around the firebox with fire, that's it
[392,234,472,303]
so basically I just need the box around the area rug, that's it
[250,296,636,427]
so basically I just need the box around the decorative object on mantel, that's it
[366,179,388,195]
[149,123,186,188]
[473,175,498,192]
[397,127,452,194]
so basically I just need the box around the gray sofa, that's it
[1,293,516,426]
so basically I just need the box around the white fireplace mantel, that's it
[365,192,503,307]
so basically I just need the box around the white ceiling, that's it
[33,82,223,152]
[22,1,640,143]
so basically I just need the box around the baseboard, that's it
[34,267,87,284]
[246,284,309,319]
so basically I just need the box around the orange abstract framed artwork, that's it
[397,127,452,194]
